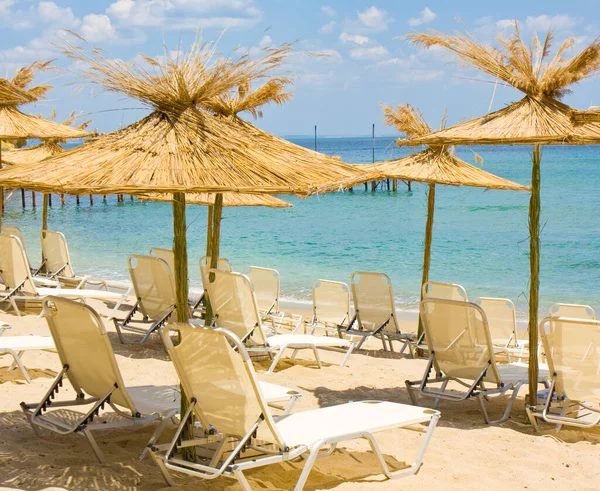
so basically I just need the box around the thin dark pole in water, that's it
[371,124,377,192]
[48,194,52,207]
[314,125,317,151]
[76,195,80,205]
[89,195,93,206]
[21,189,26,208]
[31,191,36,208]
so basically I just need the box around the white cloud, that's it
[408,7,436,27]
[258,34,271,47]
[496,19,515,29]
[320,20,336,34]
[397,69,443,82]
[350,45,388,60]
[106,0,261,29]
[357,6,391,32]
[339,32,369,45]
[525,14,577,31]
[300,70,335,86]
[377,57,410,67]
[321,5,336,17]
[81,14,116,42]
[38,1,81,28]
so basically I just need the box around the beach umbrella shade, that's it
[0,36,374,321]
[2,110,92,230]
[401,24,600,405]
[364,105,530,338]
[0,62,92,228]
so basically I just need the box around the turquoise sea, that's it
[3,137,599,316]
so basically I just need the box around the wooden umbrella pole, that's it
[172,191,195,462]
[204,204,214,323]
[209,194,223,277]
[418,183,436,342]
[172,192,189,323]
[527,144,541,407]
[42,194,49,231]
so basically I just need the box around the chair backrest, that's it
[474,297,518,348]
[243,266,280,314]
[420,298,501,384]
[0,233,37,294]
[312,279,350,326]
[41,230,75,278]
[350,271,399,334]
[540,316,600,404]
[149,247,175,275]
[128,255,176,320]
[2,226,30,264]
[163,323,282,444]
[42,296,135,411]
[206,269,268,345]
[422,281,468,301]
[548,303,595,320]
[199,256,233,291]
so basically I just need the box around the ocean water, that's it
[3,137,600,316]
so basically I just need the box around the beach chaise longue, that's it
[526,316,600,430]
[20,296,181,463]
[150,324,440,490]
[207,269,355,374]
[0,332,56,383]
[340,272,415,356]
[0,233,128,317]
[306,279,351,336]
[406,297,549,424]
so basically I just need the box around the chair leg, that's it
[150,447,177,486]
[6,349,32,383]
[311,346,322,369]
[339,343,355,368]
[294,441,325,490]
[405,380,420,406]
[432,379,449,410]
[82,428,106,464]
[266,348,287,374]
[233,467,253,491]
[140,411,177,460]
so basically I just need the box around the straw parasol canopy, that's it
[0,35,374,324]
[402,24,600,405]
[365,105,529,337]
[572,107,600,123]
[0,62,93,229]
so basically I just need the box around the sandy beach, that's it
[1,297,599,491]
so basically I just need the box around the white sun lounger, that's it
[306,279,351,337]
[148,248,204,311]
[0,334,56,383]
[20,296,180,463]
[113,255,182,345]
[0,233,128,317]
[243,265,303,333]
[1,226,60,288]
[406,298,549,424]
[342,272,415,356]
[207,270,355,374]
[150,325,440,490]
[548,303,595,319]
[526,316,600,430]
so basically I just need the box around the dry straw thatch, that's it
[571,108,600,123]
[138,192,291,208]
[401,23,600,405]
[401,25,600,146]
[0,38,370,196]
[365,105,529,191]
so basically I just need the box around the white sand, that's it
[1,298,599,490]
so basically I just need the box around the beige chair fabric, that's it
[149,248,175,276]
[129,255,176,321]
[2,226,33,267]
[548,303,596,320]
[41,230,76,279]
[243,266,280,314]
[199,256,233,291]
[474,297,521,347]
[347,271,414,354]
[422,281,468,301]
[20,296,180,463]
[307,279,350,335]
[152,325,440,490]
[527,317,600,430]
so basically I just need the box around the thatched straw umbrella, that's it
[0,36,373,319]
[2,110,92,229]
[365,104,529,338]
[0,62,92,228]
[402,24,600,405]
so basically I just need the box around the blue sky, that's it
[1,0,598,136]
